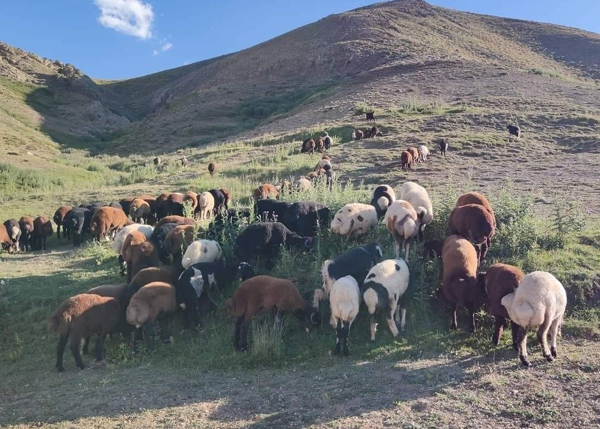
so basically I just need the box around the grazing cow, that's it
[366,112,375,122]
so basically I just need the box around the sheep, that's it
[208,189,230,213]
[150,222,180,263]
[19,215,34,251]
[163,224,198,268]
[407,147,419,162]
[307,171,320,181]
[119,198,134,218]
[226,275,317,351]
[90,207,132,241]
[354,129,364,140]
[400,150,413,170]
[399,182,433,240]
[122,231,149,278]
[507,124,521,140]
[366,112,375,121]
[234,222,313,266]
[129,198,151,224]
[363,128,373,138]
[315,137,325,153]
[441,235,487,332]
[255,200,292,222]
[329,276,360,356]
[153,157,161,166]
[48,294,121,371]
[3,219,21,252]
[301,138,316,154]
[295,177,312,192]
[86,283,128,299]
[384,200,419,260]
[181,156,189,167]
[422,239,444,258]
[113,224,154,256]
[279,180,292,197]
[124,234,160,282]
[155,215,195,228]
[123,266,181,310]
[370,185,396,219]
[315,157,332,172]
[323,164,335,190]
[197,191,215,220]
[126,282,177,350]
[0,224,13,253]
[371,126,382,137]
[455,191,496,228]
[253,184,279,200]
[32,216,53,250]
[281,201,330,237]
[53,205,73,240]
[208,162,216,175]
[362,259,410,340]
[439,138,449,156]
[315,243,383,307]
[166,193,185,216]
[501,271,567,367]
[417,145,430,162]
[63,207,91,247]
[448,204,495,265]
[154,193,171,219]
[330,203,378,238]
[220,189,232,210]
[482,263,524,348]
[237,262,256,282]
[181,239,223,269]
[323,132,332,150]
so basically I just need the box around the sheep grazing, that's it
[153,157,161,166]
[19,215,34,251]
[198,191,215,220]
[370,185,396,219]
[3,219,21,252]
[155,215,194,228]
[126,282,177,350]
[439,138,449,156]
[32,216,53,250]
[400,151,413,170]
[301,138,316,154]
[295,177,312,192]
[371,126,382,137]
[123,232,159,282]
[315,137,325,153]
[507,124,521,140]
[384,200,419,260]
[119,198,134,218]
[441,235,486,332]
[329,276,360,356]
[123,266,181,309]
[181,156,189,167]
[354,129,364,140]
[163,224,197,268]
[323,132,332,150]
[181,239,223,269]
[234,222,313,266]
[63,207,91,247]
[366,112,375,122]
[281,201,330,237]
[0,224,13,253]
[166,193,185,217]
[422,239,444,259]
[330,203,378,238]
[502,271,567,367]
[208,162,216,175]
[113,224,154,256]
[129,198,151,224]
[253,184,279,201]
[315,243,383,307]
[362,259,410,341]
[363,128,373,138]
[48,294,121,372]
[226,275,317,351]
[455,191,496,228]
[407,147,419,162]
[482,263,524,348]
[90,207,132,241]
[182,191,198,213]
[208,189,231,213]
[417,145,430,162]
[255,199,291,222]
[448,204,495,265]
[150,222,179,263]
[400,182,433,240]
[53,205,73,240]
[237,262,256,282]
[154,193,171,219]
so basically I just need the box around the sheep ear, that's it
[310,312,319,325]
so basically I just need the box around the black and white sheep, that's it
[370,185,396,219]
[330,203,378,238]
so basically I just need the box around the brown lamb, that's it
[163,224,197,266]
[123,232,158,282]
[400,151,413,170]
[407,147,419,161]
[253,184,279,200]
[90,207,132,240]
[448,204,496,265]
[32,215,53,250]
[53,205,73,240]
[129,198,151,224]
[19,215,34,250]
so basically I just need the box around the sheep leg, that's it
[342,321,352,356]
[273,310,283,328]
[492,317,505,345]
[70,336,86,370]
[517,326,531,367]
[56,224,61,240]
[399,308,407,332]
[95,335,106,362]
[234,317,243,351]
[386,309,399,338]
[466,302,476,333]
[334,319,342,355]
[82,336,90,355]
[239,321,249,352]
[392,240,400,259]
[480,241,489,263]
[537,318,553,362]
[404,240,410,261]
[118,255,126,276]
[369,314,377,341]
[549,317,561,358]
[451,304,458,330]
[55,334,69,372]
[510,321,520,351]
[142,323,155,351]
[42,236,47,250]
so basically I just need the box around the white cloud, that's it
[153,50,159,56]
[94,0,154,39]
[161,41,173,52]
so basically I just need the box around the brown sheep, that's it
[400,151,413,170]
[220,189,232,210]
[124,266,181,309]
[4,219,21,252]
[153,157,161,166]
[129,198,151,224]
[407,147,419,162]
[354,129,364,140]
[123,231,158,282]
[208,162,216,175]
[166,192,185,217]
[155,215,193,228]
[183,191,199,212]
[371,126,382,137]
[301,138,316,154]
[482,263,524,348]
[19,215,34,251]
[119,197,135,216]
[48,294,121,371]
[32,216,53,250]
[455,192,496,228]
[448,204,496,265]
[253,184,279,200]
[137,194,158,223]
[363,128,373,138]
[441,235,486,332]
[0,224,13,253]
[86,283,128,299]
[315,137,324,153]
[226,275,316,351]
[90,207,132,241]
[53,205,73,240]
[163,224,198,267]
[155,192,171,219]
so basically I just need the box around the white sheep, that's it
[198,192,215,220]
[384,200,419,260]
[501,271,567,367]
[181,239,223,269]
[295,177,312,191]
[330,203,378,238]
[329,275,361,356]
[113,224,154,255]
[399,181,433,238]
[417,145,430,162]
[362,259,410,341]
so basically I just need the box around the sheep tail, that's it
[321,260,334,293]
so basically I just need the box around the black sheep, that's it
[439,139,449,156]
[208,189,229,213]
[254,200,291,222]
[507,124,521,140]
[64,208,92,247]
[206,208,251,241]
[282,201,329,237]
[150,222,179,263]
[108,201,123,211]
[237,262,256,282]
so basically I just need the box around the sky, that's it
[0,0,598,80]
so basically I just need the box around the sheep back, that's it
[441,235,480,304]
[484,263,524,319]
[448,204,495,244]
[126,282,176,328]
[48,294,121,337]
[330,203,378,237]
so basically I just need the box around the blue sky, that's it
[0,0,597,80]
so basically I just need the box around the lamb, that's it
[123,233,160,282]
[441,235,487,332]
[455,191,496,228]
[198,191,215,220]
[3,219,21,252]
[482,263,524,348]
[90,207,132,241]
[181,239,223,269]
[295,177,312,192]
[354,129,364,140]
[384,200,419,260]
[301,138,316,154]
[255,199,291,222]
[400,151,413,170]
[330,203,378,238]
[439,138,449,156]
[226,275,317,351]
[32,216,53,250]
[19,215,34,251]
[417,145,430,162]
[183,191,199,212]
[153,157,161,166]
[0,224,13,253]
[366,112,375,121]
[399,182,433,239]
[448,204,495,265]
[315,243,383,307]
[234,222,313,266]
[237,262,256,282]
[123,266,181,309]
[53,205,73,240]
[362,259,410,340]
[208,188,231,213]
[150,222,180,263]
[281,201,330,237]
[329,276,360,356]
[63,207,91,247]
[208,162,216,175]
[501,271,567,367]
[323,132,332,150]
[48,294,121,371]
[507,124,521,140]
[126,282,177,350]
[253,184,279,200]
[113,224,154,256]
[323,164,335,190]
[163,224,198,268]
[370,185,396,219]
[166,193,185,217]
[407,147,419,162]
[129,198,151,224]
